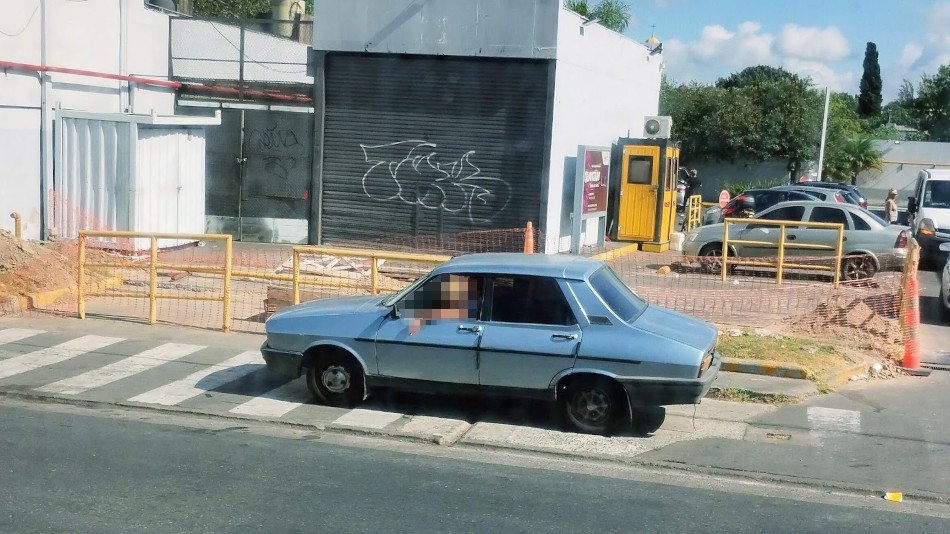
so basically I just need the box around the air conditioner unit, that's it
[643,116,672,139]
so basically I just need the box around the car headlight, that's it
[919,218,937,236]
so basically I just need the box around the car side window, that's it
[809,207,849,227]
[758,206,805,221]
[850,212,871,230]
[489,276,576,326]
[398,273,485,321]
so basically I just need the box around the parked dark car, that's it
[797,181,868,208]
[702,189,818,225]
[771,185,848,204]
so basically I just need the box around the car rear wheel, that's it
[562,378,624,435]
[841,254,877,281]
[306,352,364,408]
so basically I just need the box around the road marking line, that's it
[807,406,862,432]
[0,335,125,381]
[331,409,404,430]
[0,328,46,345]
[128,351,261,406]
[35,343,206,395]
[229,380,306,418]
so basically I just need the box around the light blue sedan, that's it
[261,253,720,434]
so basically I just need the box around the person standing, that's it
[685,169,701,200]
[885,188,899,224]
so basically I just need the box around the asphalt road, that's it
[2,400,948,533]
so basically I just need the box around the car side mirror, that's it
[907,196,917,213]
[389,306,401,319]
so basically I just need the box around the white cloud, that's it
[661,21,851,89]
[903,1,950,75]
[775,23,849,62]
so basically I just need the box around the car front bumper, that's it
[617,352,722,407]
[917,231,950,264]
[261,341,304,378]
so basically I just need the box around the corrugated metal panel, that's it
[55,118,132,239]
[321,53,549,243]
[55,116,206,249]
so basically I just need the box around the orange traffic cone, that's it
[523,222,534,254]
[902,274,921,369]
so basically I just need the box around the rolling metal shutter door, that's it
[321,53,549,243]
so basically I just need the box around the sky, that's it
[621,0,950,101]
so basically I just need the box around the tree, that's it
[914,65,950,141]
[193,0,270,18]
[857,42,883,118]
[564,0,631,32]
[821,93,883,182]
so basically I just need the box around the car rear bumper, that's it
[261,342,303,378]
[617,352,721,407]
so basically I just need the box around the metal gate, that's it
[319,53,550,243]
[205,109,312,243]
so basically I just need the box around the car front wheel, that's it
[562,378,624,435]
[307,353,364,408]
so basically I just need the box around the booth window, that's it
[626,156,653,185]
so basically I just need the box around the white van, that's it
[908,169,950,262]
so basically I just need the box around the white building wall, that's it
[544,8,662,253]
[0,0,175,239]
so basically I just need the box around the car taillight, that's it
[895,231,908,249]
[859,198,868,209]
[834,192,844,203]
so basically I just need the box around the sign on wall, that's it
[581,148,611,217]
[571,145,611,253]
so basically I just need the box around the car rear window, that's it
[589,267,648,322]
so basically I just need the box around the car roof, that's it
[433,253,603,280]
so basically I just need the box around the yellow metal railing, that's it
[78,231,234,332]
[77,235,451,332]
[720,218,845,286]
[683,195,702,233]
[291,246,450,305]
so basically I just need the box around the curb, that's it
[591,243,639,261]
[25,276,123,309]
[821,360,874,387]
[721,358,812,380]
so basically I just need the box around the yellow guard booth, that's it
[612,138,679,252]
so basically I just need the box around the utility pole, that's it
[816,86,831,182]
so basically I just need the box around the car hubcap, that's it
[703,250,723,273]
[845,257,871,280]
[572,389,609,424]
[321,365,350,394]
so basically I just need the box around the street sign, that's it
[718,190,730,208]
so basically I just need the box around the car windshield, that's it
[861,208,888,226]
[923,180,950,208]
[589,267,648,322]
[381,272,430,307]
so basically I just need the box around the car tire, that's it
[306,352,364,408]
[841,253,878,281]
[562,378,625,435]
[699,243,727,275]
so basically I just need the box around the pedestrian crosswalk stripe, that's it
[229,380,307,418]
[127,350,261,406]
[0,328,46,346]
[35,343,206,396]
[0,335,125,381]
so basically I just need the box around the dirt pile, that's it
[0,230,79,296]
[782,293,903,361]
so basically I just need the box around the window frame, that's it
[484,274,578,327]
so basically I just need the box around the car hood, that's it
[632,305,717,352]
[919,207,950,229]
[271,295,385,321]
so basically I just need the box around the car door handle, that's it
[787,234,797,240]
[551,333,578,341]
[458,324,482,333]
